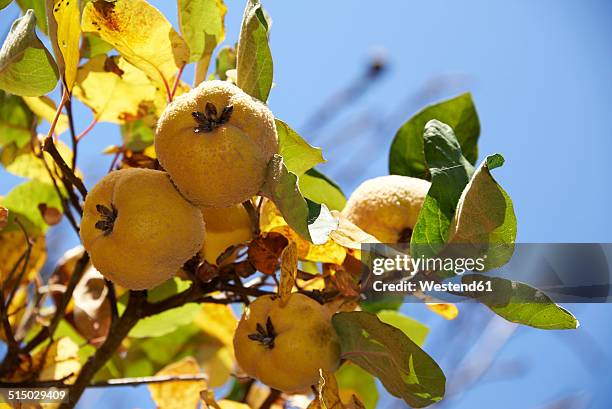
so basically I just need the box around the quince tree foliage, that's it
[0,1,577,408]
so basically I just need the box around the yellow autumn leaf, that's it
[313,368,347,409]
[0,232,46,288]
[329,211,379,251]
[261,199,346,265]
[0,285,28,342]
[22,96,68,134]
[82,0,190,88]
[37,337,81,383]
[279,240,297,303]
[47,0,81,91]
[192,304,236,348]
[73,55,157,123]
[426,302,459,320]
[0,206,7,230]
[196,342,233,388]
[201,390,250,409]
[149,356,206,409]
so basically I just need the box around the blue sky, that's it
[1,1,612,408]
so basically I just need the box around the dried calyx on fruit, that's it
[155,80,279,208]
[233,293,341,393]
[80,168,205,290]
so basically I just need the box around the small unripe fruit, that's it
[155,80,278,208]
[342,175,431,243]
[80,168,205,290]
[233,293,341,393]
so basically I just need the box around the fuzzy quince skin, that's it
[80,168,205,290]
[341,175,430,243]
[155,80,278,208]
[233,293,341,393]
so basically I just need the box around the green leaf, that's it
[299,168,346,211]
[121,119,155,151]
[462,274,579,330]
[0,90,35,148]
[336,363,379,409]
[1,0,12,10]
[1,179,63,234]
[127,278,201,338]
[389,93,480,178]
[1,140,74,184]
[178,0,226,63]
[332,311,445,408]
[377,310,429,347]
[260,154,338,245]
[236,0,273,102]
[449,154,517,269]
[215,45,236,80]
[360,295,404,314]
[81,33,114,59]
[276,119,325,176]
[15,0,47,34]
[411,120,474,260]
[0,10,59,96]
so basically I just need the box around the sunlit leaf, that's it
[1,0,13,10]
[82,0,190,87]
[236,0,273,101]
[126,278,201,338]
[389,93,479,178]
[22,95,68,134]
[332,311,445,408]
[260,200,346,265]
[0,285,28,343]
[192,303,236,348]
[0,10,59,96]
[0,90,34,148]
[82,33,113,58]
[279,241,298,303]
[261,154,338,245]
[47,0,81,91]
[1,138,77,184]
[411,120,474,262]
[462,274,579,330]
[15,0,48,33]
[276,119,324,176]
[299,169,346,212]
[336,363,378,409]
[377,310,429,347]
[329,211,379,251]
[149,357,206,409]
[215,45,236,80]
[1,179,63,234]
[120,118,155,151]
[73,55,157,123]
[449,154,517,269]
[178,0,226,84]
[36,337,81,383]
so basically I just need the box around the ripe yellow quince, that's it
[233,293,341,393]
[80,168,205,290]
[200,204,253,265]
[342,175,431,243]
[155,80,278,208]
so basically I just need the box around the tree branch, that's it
[59,290,147,409]
[42,136,88,199]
